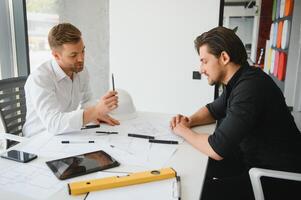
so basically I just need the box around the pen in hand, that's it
[112,73,115,91]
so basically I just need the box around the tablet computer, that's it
[46,150,120,180]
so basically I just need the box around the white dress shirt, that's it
[22,60,94,137]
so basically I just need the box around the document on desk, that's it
[19,112,180,169]
[147,143,178,168]
[0,162,65,200]
[21,135,105,158]
[85,177,180,200]
[106,137,178,168]
[98,113,184,143]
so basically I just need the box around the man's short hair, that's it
[194,26,248,66]
[48,23,81,49]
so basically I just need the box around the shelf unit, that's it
[263,0,294,92]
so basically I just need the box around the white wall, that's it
[110,0,220,115]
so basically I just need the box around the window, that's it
[26,0,59,71]
[0,0,15,79]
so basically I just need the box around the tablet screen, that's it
[46,150,120,180]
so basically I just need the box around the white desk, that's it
[0,112,215,200]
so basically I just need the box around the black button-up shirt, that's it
[207,63,301,172]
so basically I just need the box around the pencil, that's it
[112,73,115,91]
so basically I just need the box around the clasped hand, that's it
[170,114,191,136]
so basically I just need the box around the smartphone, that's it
[0,150,38,163]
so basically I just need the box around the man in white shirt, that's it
[23,23,119,137]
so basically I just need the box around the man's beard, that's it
[207,77,216,86]
[72,63,84,73]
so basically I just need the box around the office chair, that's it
[249,112,301,200]
[249,167,301,200]
[0,76,28,149]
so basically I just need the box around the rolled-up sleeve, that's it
[206,91,227,120]
[208,82,262,158]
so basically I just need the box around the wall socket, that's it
[192,71,201,80]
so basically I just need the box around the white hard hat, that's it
[109,89,137,120]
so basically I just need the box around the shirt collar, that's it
[51,59,69,81]
[225,62,249,91]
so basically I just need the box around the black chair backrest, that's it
[0,76,27,137]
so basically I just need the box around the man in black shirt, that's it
[170,26,301,200]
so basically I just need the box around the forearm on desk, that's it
[189,107,216,127]
[83,106,98,125]
[181,129,222,161]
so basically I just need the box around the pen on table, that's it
[96,131,118,134]
[148,139,179,145]
[81,124,100,130]
[112,73,115,91]
[176,176,181,200]
[128,133,155,139]
[61,140,95,144]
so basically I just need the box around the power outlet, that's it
[192,71,201,80]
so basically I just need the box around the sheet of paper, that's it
[147,143,178,168]
[19,112,181,169]
[98,113,184,143]
[21,135,107,158]
[101,137,152,167]
[21,133,177,169]
[0,163,64,200]
[107,137,177,168]
[86,177,180,200]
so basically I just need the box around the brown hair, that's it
[48,23,81,49]
[194,26,247,66]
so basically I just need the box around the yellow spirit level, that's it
[68,167,177,195]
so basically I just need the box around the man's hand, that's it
[170,114,191,136]
[97,114,120,126]
[94,91,119,125]
[95,91,118,116]
[170,113,223,161]
[83,90,120,126]
[170,114,190,129]
[172,122,191,137]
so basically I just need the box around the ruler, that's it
[68,167,177,195]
